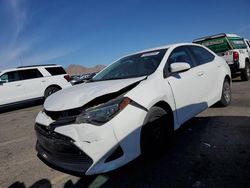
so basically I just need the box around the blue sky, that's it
[0,0,249,70]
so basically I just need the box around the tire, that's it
[241,62,250,81]
[140,106,173,156]
[44,86,60,98]
[217,78,231,107]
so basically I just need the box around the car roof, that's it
[129,43,200,56]
[0,64,62,74]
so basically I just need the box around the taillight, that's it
[64,74,70,82]
[233,51,239,62]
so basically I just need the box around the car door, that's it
[188,45,221,106]
[164,46,207,124]
[0,71,26,105]
[19,69,45,99]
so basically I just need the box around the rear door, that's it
[188,45,221,106]
[165,46,207,124]
[0,71,26,105]
[19,69,45,99]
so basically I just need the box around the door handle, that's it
[197,71,204,76]
[16,84,21,87]
[41,80,46,82]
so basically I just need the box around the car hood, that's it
[44,76,146,111]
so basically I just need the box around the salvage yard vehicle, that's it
[0,64,71,108]
[35,43,231,175]
[193,33,250,81]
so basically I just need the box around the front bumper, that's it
[35,104,147,175]
[35,123,93,174]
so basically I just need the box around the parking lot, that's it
[0,78,250,188]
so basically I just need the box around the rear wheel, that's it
[217,78,231,107]
[140,106,173,156]
[241,62,250,81]
[44,86,60,98]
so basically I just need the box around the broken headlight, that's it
[75,97,130,125]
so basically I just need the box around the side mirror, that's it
[170,62,191,73]
[0,79,7,85]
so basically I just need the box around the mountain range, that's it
[66,64,106,75]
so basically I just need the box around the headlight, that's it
[75,97,130,125]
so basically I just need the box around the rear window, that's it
[45,67,66,75]
[228,37,247,49]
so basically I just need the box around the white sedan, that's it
[35,43,231,175]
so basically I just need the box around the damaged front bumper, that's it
[35,123,93,175]
[35,104,147,175]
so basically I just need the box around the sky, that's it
[0,0,249,70]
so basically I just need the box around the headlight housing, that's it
[75,97,130,125]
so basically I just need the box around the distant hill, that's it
[66,64,106,75]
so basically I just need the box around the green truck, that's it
[193,33,250,81]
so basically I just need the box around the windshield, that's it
[92,49,167,81]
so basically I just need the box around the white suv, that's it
[35,43,231,175]
[0,64,72,108]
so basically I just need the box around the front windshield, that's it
[92,49,167,81]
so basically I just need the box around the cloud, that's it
[8,0,27,42]
[0,1,78,70]
[22,47,77,65]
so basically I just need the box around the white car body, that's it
[35,43,231,175]
[0,64,72,107]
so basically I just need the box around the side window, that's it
[45,67,66,75]
[0,71,20,82]
[20,69,43,80]
[189,46,215,65]
[167,47,196,67]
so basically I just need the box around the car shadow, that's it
[8,116,250,188]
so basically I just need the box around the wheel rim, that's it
[223,81,231,103]
[247,64,250,77]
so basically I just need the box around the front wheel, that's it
[140,106,173,156]
[241,62,250,81]
[217,78,231,107]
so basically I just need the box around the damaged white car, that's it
[35,43,231,175]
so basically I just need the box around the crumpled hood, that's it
[44,77,146,111]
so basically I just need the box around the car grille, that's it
[44,108,82,120]
[35,123,93,169]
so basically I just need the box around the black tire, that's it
[140,106,173,156]
[217,78,231,107]
[44,86,60,98]
[241,62,250,81]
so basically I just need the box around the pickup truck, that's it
[193,33,250,81]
